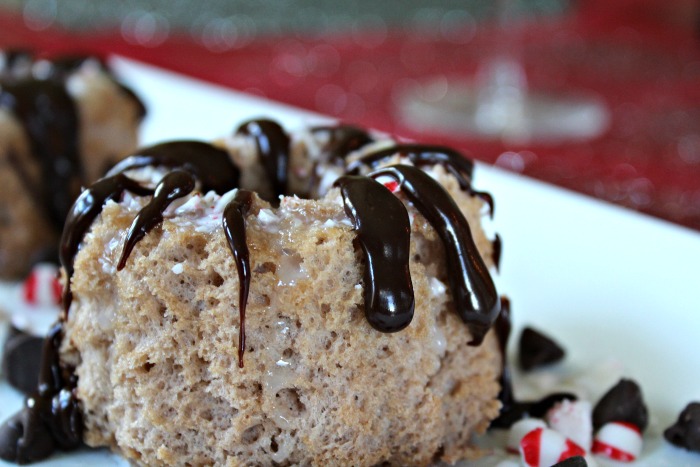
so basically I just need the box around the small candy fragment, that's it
[519,326,565,371]
[592,379,648,432]
[507,418,547,452]
[591,421,642,462]
[546,400,593,450]
[664,402,700,453]
[520,427,585,467]
[21,263,62,306]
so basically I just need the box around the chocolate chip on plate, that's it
[664,402,700,453]
[592,378,648,432]
[552,455,588,466]
[2,326,45,395]
[518,326,565,371]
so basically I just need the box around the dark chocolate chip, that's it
[28,248,60,267]
[664,402,700,453]
[592,378,648,432]
[2,327,44,395]
[552,455,588,466]
[518,326,565,371]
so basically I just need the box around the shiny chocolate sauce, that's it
[490,297,575,429]
[59,173,154,311]
[0,51,147,235]
[236,119,290,200]
[334,175,414,332]
[0,122,503,463]
[346,144,474,187]
[369,165,500,345]
[346,144,494,216]
[106,141,238,194]
[117,170,195,270]
[0,141,239,464]
[0,324,82,464]
[222,190,255,368]
[42,54,146,120]
[0,80,81,230]
[492,233,502,272]
[310,124,374,164]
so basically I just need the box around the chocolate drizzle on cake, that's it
[347,144,474,187]
[369,165,500,345]
[236,119,290,200]
[117,170,196,270]
[492,233,502,271]
[0,141,241,464]
[222,190,255,368]
[0,80,81,230]
[60,173,154,311]
[311,124,373,163]
[0,50,146,234]
[334,176,415,332]
[107,141,239,194]
[347,144,495,216]
[0,122,504,464]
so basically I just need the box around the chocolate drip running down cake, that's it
[0,120,505,466]
[0,50,145,279]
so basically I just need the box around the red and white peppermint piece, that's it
[22,263,62,307]
[373,175,400,193]
[507,418,547,453]
[591,421,642,462]
[546,400,593,450]
[520,427,586,467]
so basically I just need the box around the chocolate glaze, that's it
[493,296,515,417]
[492,233,502,272]
[33,55,146,119]
[0,79,81,230]
[346,144,495,216]
[346,144,474,186]
[236,119,290,199]
[334,175,414,332]
[1,120,504,463]
[107,141,239,195]
[0,323,82,464]
[222,190,255,368]
[369,165,499,344]
[1,51,146,235]
[60,173,153,311]
[34,55,107,80]
[117,170,195,270]
[311,124,373,163]
[491,297,576,429]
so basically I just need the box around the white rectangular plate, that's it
[0,57,699,466]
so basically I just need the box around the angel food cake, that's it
[0,50,145,278]
[0,121,505,466]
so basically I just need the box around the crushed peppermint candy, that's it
[546,400,593,451]
[519,427,586,467]
[591,421,642,462]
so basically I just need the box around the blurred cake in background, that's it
[0,50,145,279]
